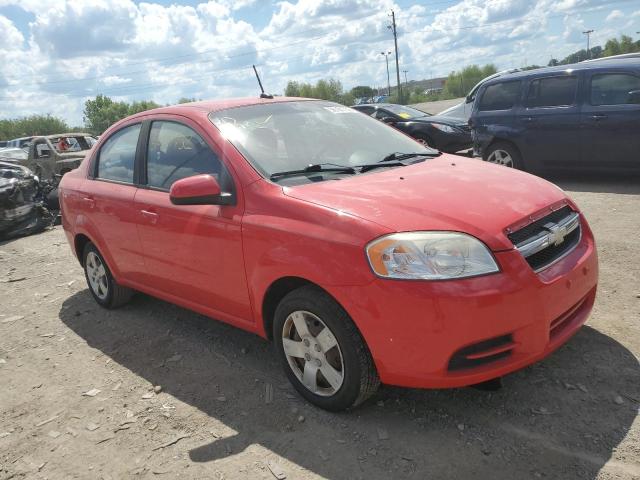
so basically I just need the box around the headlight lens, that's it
[431,123,456,133]
[366,232,499,280]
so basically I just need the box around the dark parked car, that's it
[352,103,472,153]
[471,56,640,171]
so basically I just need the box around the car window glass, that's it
[590,73,640,106]
[478,81,521,111]
[97,124,141,183]
[372,109,390,119]
[355,106,374,115]
[526,76,577,108]
[146,121,227,190]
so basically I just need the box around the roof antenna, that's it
[253,65,273,99]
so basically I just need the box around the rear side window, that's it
[146,121,226,190]
[478,81,521,111]
[97,124,141,183]
[590,73,640,105]
[526,76,577,108]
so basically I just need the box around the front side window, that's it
[590,73,640,106]
[526,76,577,108]
[96,124,141,183]
[478,81,521,111]
[146,121,225,190]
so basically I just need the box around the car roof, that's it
[127,96,317,121]
[483,56,640,85]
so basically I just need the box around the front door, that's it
[580,70,640,169]
[133,118,252,324]
[517,74,583,169]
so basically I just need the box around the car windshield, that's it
[382,104,430,119]
[209,100,435,184]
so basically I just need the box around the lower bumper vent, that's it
[448,334,515,371]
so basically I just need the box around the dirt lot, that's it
[1,174,639,480]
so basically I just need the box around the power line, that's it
[0,0,634,101]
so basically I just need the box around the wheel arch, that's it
[262,276,315,341]
[74,233,92,266]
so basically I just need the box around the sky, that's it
[0,0,639,126]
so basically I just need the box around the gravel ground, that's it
[1,173,639,480]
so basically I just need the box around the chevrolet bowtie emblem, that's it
[544,222,568,246]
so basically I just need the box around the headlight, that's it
[431,123,456,133]
[366,232,499,280]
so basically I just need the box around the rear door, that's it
[580,70,640,169]
[133,117,252,324]
[83,123,147,283]
[517,74,582,169]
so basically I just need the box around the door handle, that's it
[522,117,537,123]
[82,197,95,208]
[140,209,159,224]
[590,114,607,121]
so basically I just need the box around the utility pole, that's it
[403,69,408,88]
[389,10,402,103]
[380,51,392,96]
[583,29,594,59]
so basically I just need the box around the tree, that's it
[178,97,198,104]
[350,85,374,98]
[444,64,498,97]
[0,115,70,140]
[83,95,160,135]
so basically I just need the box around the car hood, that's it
[414,115,468,127]
[282,155,568,251]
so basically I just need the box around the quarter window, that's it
[590,73,640,105]
[146,121,226,190]
[96,124,141,183]
[478,81,521,111]
[526,76,577,108]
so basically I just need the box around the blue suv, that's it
[470,56,640,172]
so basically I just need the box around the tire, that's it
[82,242,133,309]
[484,141,524,170]
[273,285,379,411]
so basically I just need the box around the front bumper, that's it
[328,217,598,389]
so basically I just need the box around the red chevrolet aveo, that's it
[60,97,598,411]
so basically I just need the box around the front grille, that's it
[524,227,580,271]
[508,206,581,272]
[448,334,515,371]
[508,206,572,245]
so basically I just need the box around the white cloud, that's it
[605,9,623,22]
[0,0,637,126]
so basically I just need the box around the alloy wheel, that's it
[487,149,514,167]
[282,310,345,396]
[86,251,109,300]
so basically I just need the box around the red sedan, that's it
[59,97,598,411]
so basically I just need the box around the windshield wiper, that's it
[379,151,440,163]
[270,163,356,180]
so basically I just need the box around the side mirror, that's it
[169,174,233,206]
[39,148,51,158]
[465,95,474,104]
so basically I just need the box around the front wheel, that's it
[273,286,379,411]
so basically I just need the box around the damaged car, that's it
[0,161,54,240]
[13,134,97,181]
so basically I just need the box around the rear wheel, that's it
[485,142,524,170]
[273,286,379,411]
[83,243,133,309]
